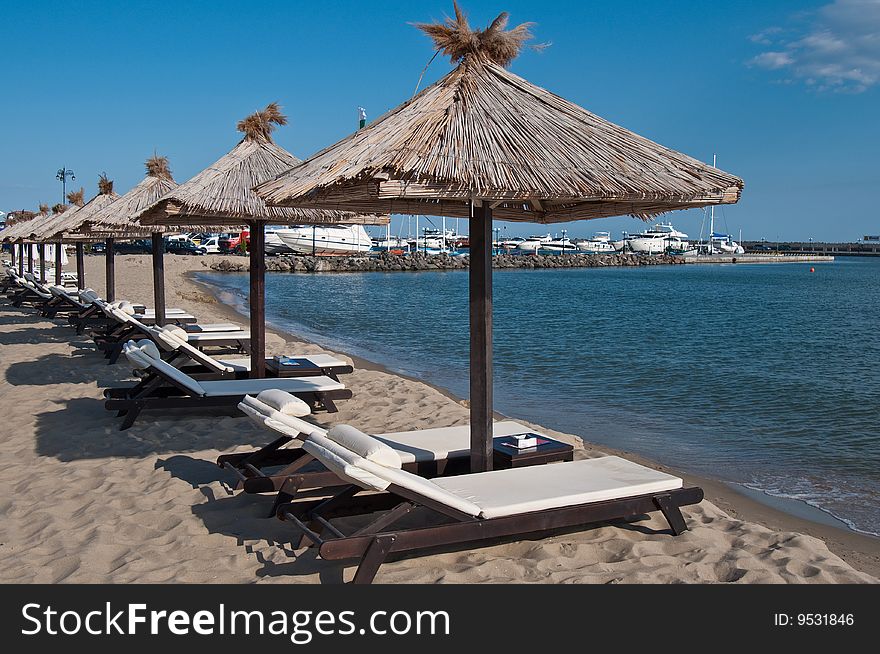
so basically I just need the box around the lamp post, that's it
[56,167,75,203]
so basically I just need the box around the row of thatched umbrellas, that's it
[1,3,743,472]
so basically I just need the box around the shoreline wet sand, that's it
[0,253,876,583]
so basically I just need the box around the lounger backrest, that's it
[150,326,232,373]
[123,340,207,396]
[301,433,482,517]
[79,288,99,303]
[237,392,312,427]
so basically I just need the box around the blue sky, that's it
[1,0,878,241]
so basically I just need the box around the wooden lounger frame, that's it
[276,482,704,584]
[218,437,464,496]
[41,293,86,318]
[104,369,353,430]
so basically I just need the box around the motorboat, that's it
[265,226,295,255]
[515,234,553,253]
[275,225,373,256]
[577,232,616,254]
[538,230,577,254]
[625,223,690,255]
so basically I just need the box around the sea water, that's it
[199,257,880,536]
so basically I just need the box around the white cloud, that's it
[748,0,880,92]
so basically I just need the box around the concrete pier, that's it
[686,253,835,264]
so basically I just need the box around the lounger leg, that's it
[108,343,124,364]
[654,493,688,536]
[269,477,305,518]
[352,535,396,585]
[319,394,338,413]
[119,405,141,431]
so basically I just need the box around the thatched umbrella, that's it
[87,155,177,324]
[0,210,37,276]
[135,103,388,377]
[256,4,744,471]
[31,204,50,283]
[37,189,87,287]
[40,176,121,298]
[48,203,69,285]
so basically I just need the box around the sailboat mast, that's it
[709,153,717,254]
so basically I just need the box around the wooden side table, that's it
[265,357,324,378]
[493,433,574,469]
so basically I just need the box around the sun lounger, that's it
[9,275,53,307]
[68,290,197,333]
[273,427,703,583]
[94,307,249,363]
[147,328,353,381]
[104,340,353,429]
[219,391,538,500]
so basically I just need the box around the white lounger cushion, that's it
[124,343,345,399]
[199,376,343,397]
[184,323,241,333]
[158,325,249,344]
[255,389,312,417]
[302,433,482,517]
[433,456,683,519]
[239,395,318,433]
[375,421,535,464]
[299,432,683,520]
[124,342,206,395]
[326,425,402,469]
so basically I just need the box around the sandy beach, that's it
[0,253,877,584]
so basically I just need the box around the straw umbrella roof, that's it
[39,176,121,241]
[136,103,387,229]
[255,4,743,223]
[31,190,84,241]
[0,210,37,242]
[86,155,178,235]
[10,205,50,241]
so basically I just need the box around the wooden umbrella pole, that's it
[248,221,267,378]
[54,241,63,286]
[38,244,46,283]
[469,203,494,472]
[151,232,166,327]
[26,244,33,274]
[9,241,15,268]
[75,243,85,290]
[105,237,116,301]
[19,242,26,275]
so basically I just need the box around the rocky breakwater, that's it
[210,252,685,273]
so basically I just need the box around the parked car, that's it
[165,240,207,255]
[114,239,152,254]
[201,236,222,254]
[90,242,106,254]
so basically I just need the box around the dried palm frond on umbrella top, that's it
[88,154,177,235]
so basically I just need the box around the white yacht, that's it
[372,235,409,251]
[577,231,616,254]
[499,237,526,251]
[515,234,553,253]
[275,225,373,256]
[539,231,578,254]
[625,223,690,255]
[264,226,295,255]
